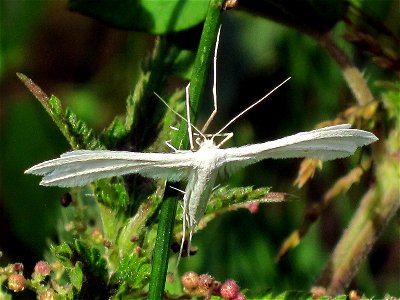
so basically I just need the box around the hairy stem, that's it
[315,155,400,295]
[319,33,375,106]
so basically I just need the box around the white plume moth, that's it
[25,28,378,263]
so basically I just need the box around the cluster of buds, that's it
[181,271,245,300]
[1,262,26,292]
[3,261,52,293]
[1,260,65,298]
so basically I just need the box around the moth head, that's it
[198,137,217,149]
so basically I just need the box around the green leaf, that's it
[17,73,103,150]
[70,261,84,290]
[52,242,74,267]
[206,186,276,213]
[71,240,109,298]
[94,179,130,210]
[64,107,102,150]
[174,186,289,237]
[48,94,63,115]
[241,0,348,35]
[110,254,151,289]
[100,116,128,149]
[73,240,108,279]
[261,290,312,300]
[69,0,209,34]
[243,292,363,300]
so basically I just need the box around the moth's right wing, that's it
[221,124,378,176]
[25,150,196,187]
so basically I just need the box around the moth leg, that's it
[176,225,185,269]
[176,193,190,269]
[201,25,222,133]
[187,229,193,258]
[165,140,178,152]
[169,185,185,195]
[212,184,221,192]
[167,126,186,151]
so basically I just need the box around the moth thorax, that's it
[199,138,218,149]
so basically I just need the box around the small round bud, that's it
[60,192,73,207]
[233,293,246,300]
[39,289,56,300]
[349,290,362,300]
[222,0,238,10]
[13,263,24,273]
[212,280,222,292]
[34,261,51,276]
[198,274,214,291]
[8,273,26,292]
[103,240,112,248]
[311,286,326,298]
[246,202,259,214]
[134,246,141,255]
[181,271,199,290]
[220,279,240,300]
[50,261,63,273]
[91,228,103,244]
[75,221,87,233]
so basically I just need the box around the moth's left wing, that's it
[25,150,197,187]
[222,124,377,175]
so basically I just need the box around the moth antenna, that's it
[214,77,291,137]
[201,25,222,133]
[153,92,205,143]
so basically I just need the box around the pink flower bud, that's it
[246,202,259,214]
[220,279,240,300]
[198,274,214,292]
[233,293,246,300]
[181,271,199,290]
[34,261,51,276]
[39,289,55,300]
[8,273,26,292]
[13,263,24,273]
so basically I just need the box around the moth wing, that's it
[25,150,196,187]
[222,124,377,175]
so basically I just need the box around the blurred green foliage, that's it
[0,0,398,299]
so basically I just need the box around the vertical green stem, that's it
[148,0,225,299]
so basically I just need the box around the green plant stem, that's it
[147,0,225,299]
